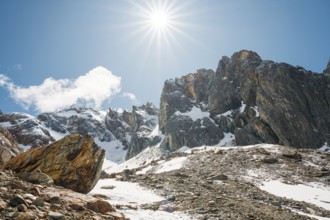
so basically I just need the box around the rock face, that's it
[120,103,160,159]
[159,69,224,151]
[159,50,330,151]
[0,126,22,166]
[3,134,105,193]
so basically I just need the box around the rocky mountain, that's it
[0,112,55,148]
[0,103,160,162]
[159,50,330,151]
[1,50,329,163]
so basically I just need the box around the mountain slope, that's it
[104,143,330,220]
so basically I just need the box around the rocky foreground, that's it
[111,144,330,220]
[0,130,127,220]
[0,169,126,220]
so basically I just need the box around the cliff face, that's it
[159,50,330,151]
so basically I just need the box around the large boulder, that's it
[0,126,22,166]
[3,134,105,193]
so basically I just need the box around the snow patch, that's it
[176,146,190,152]
[148,124,160,138]
[175,106,210,121]
[38,121,68,141]
[18,144,30,152]
[0,121,12,128]
[136,165,153,175]
[251,106,260,117]
[91,179,164,205]
[102,158,118,170]
[95,139,127,164]
[260,180,330,211]
[90,178,193,219]
[240,101,246,112]
[288,208,330,220]
[105,143,163,173]
[123,209,193,220]
[319,142,330,154]
[217,132,235,147]
[155,157,187,174]
[221,110,232,117]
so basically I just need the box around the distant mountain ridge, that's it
[1,50,330,163]
[0,103,160,163]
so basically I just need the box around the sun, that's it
[149,10,170,30]
[127,0,195,63]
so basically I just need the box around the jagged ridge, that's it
[159,50,330,151]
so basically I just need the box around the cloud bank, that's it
[0,66,122,112]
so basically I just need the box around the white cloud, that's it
[0,74,10,86]
[123,92,137,101]
[0,66,121,112]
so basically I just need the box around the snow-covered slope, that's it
[0,103,160,164]
[99,143,330,220]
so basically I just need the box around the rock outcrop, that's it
[121,103,160,159]
[159,50,330,151]
[3,134,105,193]
[0,126,22,166]
[159,69,223,151]
[0,170,126,219]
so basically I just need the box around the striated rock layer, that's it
[3,134,105,193]
[160,50,330,151]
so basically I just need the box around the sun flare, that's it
[129,0,194,59]
[149,10,170,29]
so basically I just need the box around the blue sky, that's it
[1,0,329,115]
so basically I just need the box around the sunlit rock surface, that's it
[3,134,104,193]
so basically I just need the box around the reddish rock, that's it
[86,199,115,214]
[3,134,105,193]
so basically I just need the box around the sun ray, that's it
[120,0,203,72]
